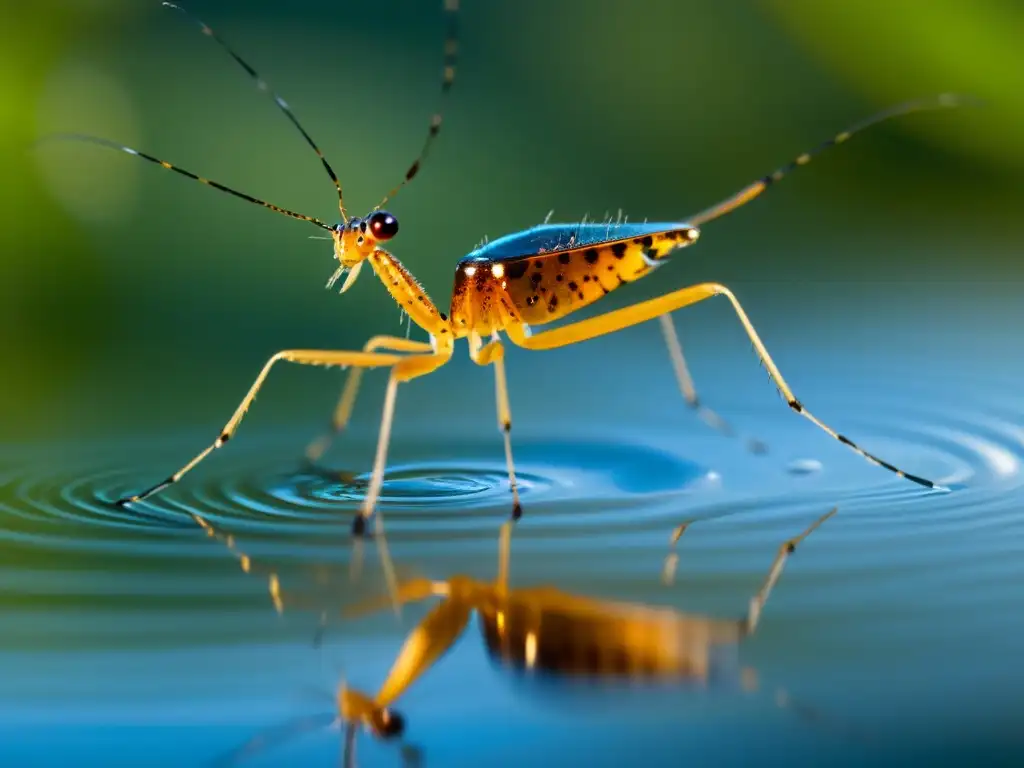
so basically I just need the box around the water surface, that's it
[2,289,1023,767]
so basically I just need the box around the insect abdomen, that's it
[478,600,709,680]
[499,227,698,326]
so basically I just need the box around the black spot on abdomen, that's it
[505,260,529,279]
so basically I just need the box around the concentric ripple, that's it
[1,373,1022,653]
[2,384,1023,547]
[0,436,710,549]
[2,351,1024,768]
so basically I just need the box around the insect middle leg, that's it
[504,282,945,491]
[658,314,768,454]
[304,336,435,465]
[472,338,524,523]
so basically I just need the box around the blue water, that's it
[2,287,1023,767]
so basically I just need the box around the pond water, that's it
[2,285,1023,767]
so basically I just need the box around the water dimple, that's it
[0,438,710,551]
[282,464,553,507]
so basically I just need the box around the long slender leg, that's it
[745,507,836,635]
[341,577,442,622]
[497,520,512,596]
[659,314,768,454]
[661,518,695,587]
[473,339,523,522]
[739,666,866,742]
[661,508,834,632]
[349,373,399,598]
[474,338,520,599]
[350,353,451,615]
[504,283,946,491]
[116,349,412,506]
[188,510,286,615]
[305,336,434,465]
[342,721,357,768]
[213,713,338,767]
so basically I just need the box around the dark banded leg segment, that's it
[505,282,947,492]
[115,349,409,507]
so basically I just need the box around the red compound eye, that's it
[368,211,399,241]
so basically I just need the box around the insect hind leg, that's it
[658,314,768,454]
[506,281,947,492]
[746,507,836,635]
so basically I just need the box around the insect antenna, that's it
[37,133,334,231]
[161,2,349,221]
[211,712,339,767]
[687,93,977,226]
[374,0,461,210]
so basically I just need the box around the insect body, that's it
[212,509,841,766]
[452,221,699,329]
[338,508,836,727]
[52,2,963,608]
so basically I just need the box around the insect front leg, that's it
[304,335,435,465]
[115,348,408,507]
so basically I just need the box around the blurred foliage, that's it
[767,0,1024,171]
[2,0,1022,441]
[0,2,130,433]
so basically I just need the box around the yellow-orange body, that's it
[331,220,701,361]
[338,509,835,731]
[81,4,953,567]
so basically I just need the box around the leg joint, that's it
[705,282,731,299]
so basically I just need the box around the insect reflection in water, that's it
[217,507,837,766]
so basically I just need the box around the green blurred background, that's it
[3,0,1022,443]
